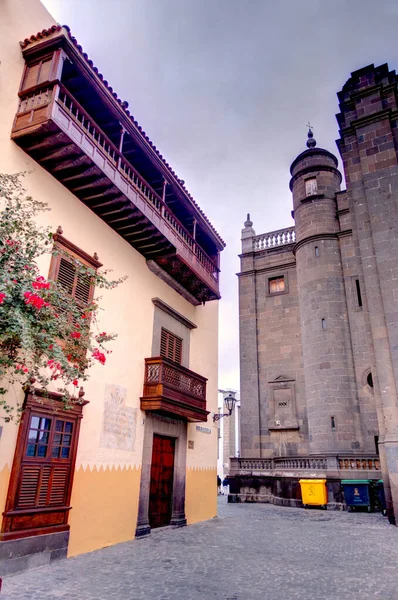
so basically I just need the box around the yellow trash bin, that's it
[299,479,328,508]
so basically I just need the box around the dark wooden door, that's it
[149,435,175,529]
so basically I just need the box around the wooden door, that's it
[149,435,175,529]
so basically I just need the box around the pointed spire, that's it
[241,213,255,253]
[306,124,317,149]
[244,213,253,228]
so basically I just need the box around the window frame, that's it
[1,390,88,542]
[266,272,289,297]
[48,231,102,303]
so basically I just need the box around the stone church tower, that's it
[232,63,398,522]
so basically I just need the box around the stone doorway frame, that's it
[135,413,187,537]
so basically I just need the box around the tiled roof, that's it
[20,25,226,248]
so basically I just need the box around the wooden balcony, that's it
[11,82,220,304]
[141,357,208,422]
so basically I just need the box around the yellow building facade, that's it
[0,0,224,575]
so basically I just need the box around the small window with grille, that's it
[160,328,183,364]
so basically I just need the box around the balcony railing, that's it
[230,455,381,476]
[12,82,220,302]
[56,85,219,283]
[253,226,296,251]
[140,357,209,422]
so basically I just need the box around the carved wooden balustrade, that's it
[140,357,209,422]
[230,455,381,476]
[253,226,296,251]
[12,82,220,303]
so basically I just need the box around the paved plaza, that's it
[2,498,398,600]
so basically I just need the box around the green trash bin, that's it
[341,480,373,512]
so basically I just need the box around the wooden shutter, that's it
[75,272,91,305]
[55,256,94,309]
[16,464,70,510]
[22,57,53,91]
[38,58,53,84]
[22,63,41,91]
[2,392,86,542]
[49,466,69,505]
[16,464,42,509]
[160,329,182,364]
[57,257,77,295]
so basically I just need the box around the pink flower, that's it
[92,348,106,365]
[32,276,50,290]
[24,291,50,310]
[0,292,6,304]
[71,331,81,339]
[72,379,78,386]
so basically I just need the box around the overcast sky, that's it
[42,0,398,390]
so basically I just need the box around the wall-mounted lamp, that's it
[213,393,237,423]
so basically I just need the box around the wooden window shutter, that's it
[160,328,182,364]
[57,257,77,296]
[22,57,53,91]
[38,58,53,84]
[48,232,102,313]
[16,464,69,510]
[56,256,93,307]
[22,63,41,91]
[1,392,87,541]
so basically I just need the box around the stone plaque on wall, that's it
[268,375,299,431]
[100,384,137,451]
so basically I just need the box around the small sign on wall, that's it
[196,425,211,434]
[188,440,194,450]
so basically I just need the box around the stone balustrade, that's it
[230,455,381,476]
[253,226,296,251]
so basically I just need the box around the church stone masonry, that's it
[232,63,398,522]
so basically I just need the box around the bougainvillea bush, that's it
[0,173,124,421]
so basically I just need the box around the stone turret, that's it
[290,130,361,454]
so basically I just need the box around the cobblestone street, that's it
[2,498,398,600]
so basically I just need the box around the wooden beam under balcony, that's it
[141,357,209,422]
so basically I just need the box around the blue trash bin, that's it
[341,480,373,512]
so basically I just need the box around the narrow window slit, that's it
[355,278,362,308]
